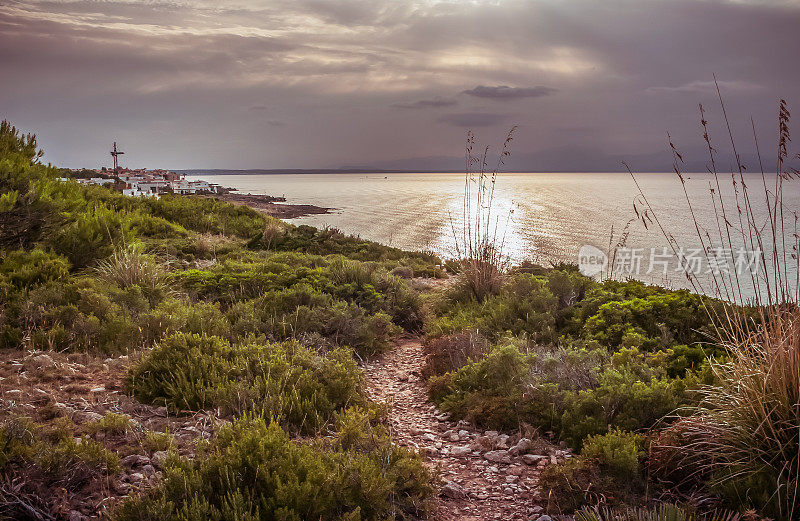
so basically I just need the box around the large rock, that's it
[484,450,511,464]
[75,411,103,423]
[451,445,472,457]
[121,454,150,468]
[496,434,510,449]
[521,454,545,465]
[33,354,56,368]
[441,481,467,499]
[127,472,145,483]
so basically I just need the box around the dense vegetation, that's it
[0,120,437,519]
[2,119,795,520]
[113,409,434,521]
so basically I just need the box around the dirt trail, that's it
[362,338,563,521]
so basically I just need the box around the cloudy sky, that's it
[2,0,799,170]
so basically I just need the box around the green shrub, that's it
[0,248,70,288]
[37,437,121,488]
[559,363,689,448]
[430,342,695,447]
[326,258,423,331]
[86,412,132,436]
[0,416,120,491]
[541,430,644,512]
[127,332,365,433]
[433,344,540,430]
[113,412,434,521]
[581,430,644,480]
[227,284,399,357]
[140,430,176,454]
[141,298,230,344]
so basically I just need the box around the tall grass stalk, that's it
[630,79,800,519]
[450,127,517,300]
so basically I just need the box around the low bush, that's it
[227,284,399,357]
[431,344,537,430]
[140,430,176,454]
[431,343,696,447]
[127,332,365,433]
[541,430,645,512]
[421,330,490,378]
[0,416,120,511]
[86,412,132,436]
[113,411,434,521]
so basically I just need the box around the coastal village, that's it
[61,142,226,199]
[65,168,225,199]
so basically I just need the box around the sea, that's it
[186,171,800,301]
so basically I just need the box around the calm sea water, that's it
[187,171,800,298]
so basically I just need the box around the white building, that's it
[170,178,196,195]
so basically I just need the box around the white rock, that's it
[128,472,145,483]
[522,454,544,465]
[33,354,56,368]
[496,434,510,448]
[76,411,103,423]
[151,451,169,468]
[484,450,511,464]
[507,465,525,476]
[451,445,472,457]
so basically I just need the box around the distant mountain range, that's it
[179,146,776,174]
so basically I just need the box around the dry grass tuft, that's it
[632,79,800,519]
[450,127,517,300]
[93,243,168,292]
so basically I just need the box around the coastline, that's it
[211,192,332,219]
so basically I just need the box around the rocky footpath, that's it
[362,339,571,521]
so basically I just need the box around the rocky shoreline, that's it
[212,192,332,219]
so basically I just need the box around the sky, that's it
[1,0,799,171]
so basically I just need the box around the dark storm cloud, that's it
[438,112,507,128]
[392,98,457,109]
[1,0,799,169]
[462,85,558,100]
